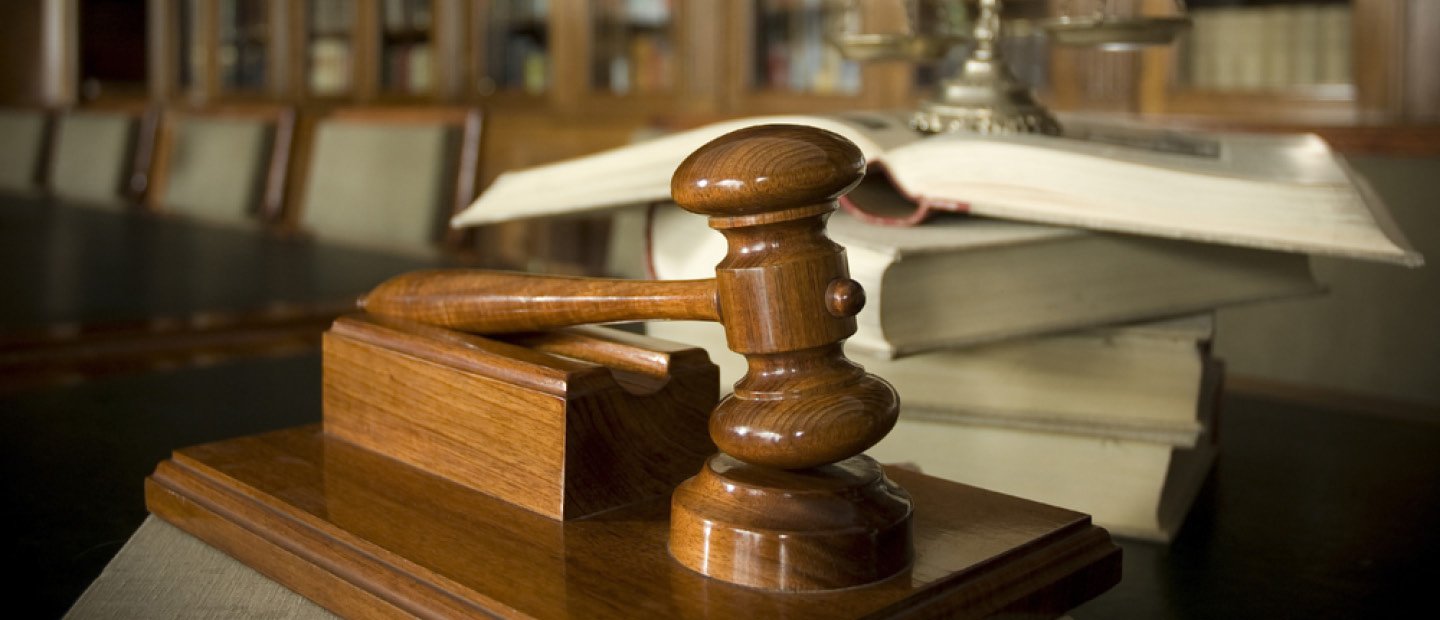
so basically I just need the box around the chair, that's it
[475,109,646,274]
[286,106,482,254]
[46,104,159,208]
[0,107,52,195]
[145,104,297,226]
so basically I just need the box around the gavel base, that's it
[670,453,915,591]
[146,425,1120,619]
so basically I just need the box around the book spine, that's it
[1261,4,1293,91]
[1234,7,1265,91]
[1291,3,1322,85]
[1318,3,1351,85]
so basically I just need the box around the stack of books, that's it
[453,111,1421,542]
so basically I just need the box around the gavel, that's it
[363,125,911,590]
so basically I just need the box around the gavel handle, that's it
[360,270,721,333]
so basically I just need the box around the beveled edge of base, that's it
[668,453,914,592]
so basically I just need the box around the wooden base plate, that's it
[147,426,1120,619]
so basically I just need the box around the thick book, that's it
[864,360,1224,543]
[453,111,1421,266]
[647,315,1217,447]
[650,205,1318,358]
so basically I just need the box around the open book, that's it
[454,111,1421,266]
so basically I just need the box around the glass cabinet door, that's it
[307,0,357,96]
[1178,0,1352,96]
[217,0,272,93]
[589,0,679,96]
[378,0,437,95]
[475,0,551,96]
[752,0,861,96]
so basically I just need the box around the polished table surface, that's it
[5,351,1437,618]
[0,196,443,331]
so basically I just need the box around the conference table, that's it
[0,196,451,329]
[0,196,455,389]
[7,196,1440,618]
[0,195,452,616]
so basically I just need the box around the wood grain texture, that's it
[671,125,896,471]
[670,124,865,216]
[323,316,718,520]
[146,425,1120,619]
[360,125,896,471]
[351,125,911,591]
[361,270,720,332]
[669,453,913,591]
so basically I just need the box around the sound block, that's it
[147,426,1120,619]
[321,315,719,520]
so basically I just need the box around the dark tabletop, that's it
[3,351,1438,618]
[0,196,443,330]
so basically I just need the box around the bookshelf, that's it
[1047,0,1436,126]
[142,0,1433,134]
[470,0,554,100]
[377,0,438,96]
[726,0,917,115]
[299,0,359,98]
[216,0,273,95]
[149,0,289,102]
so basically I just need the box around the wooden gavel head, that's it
[670,124,899,470]
[362,124,899,471]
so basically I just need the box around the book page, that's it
[452,111,919,227]
[879,135,1422,266]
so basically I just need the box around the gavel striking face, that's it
[363,124,900,471]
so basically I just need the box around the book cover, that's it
[649,206,1318,358]
[648,314,1217,447]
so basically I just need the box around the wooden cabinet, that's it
[1047,0,1436,125]
[467,0,554,102]
[150,0,291,101]
[724,0,919,115]
[146,0,1434,127]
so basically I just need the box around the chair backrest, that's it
[288,106,482,253]
[474,109,645,273]
[147,105,297,226]
[47,105,158,207]
[0,108,51,194]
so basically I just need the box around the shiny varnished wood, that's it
[358,125,914,590]
[322,317,717,520]
[361,125,896,471]
[362,271,720,332]
[146,425,1120,619]
[669,453,913,591]
[128,125,1116,606]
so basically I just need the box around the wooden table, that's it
[0,197,448,389]
[7,350,1436,618]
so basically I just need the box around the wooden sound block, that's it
[322,315,718,520]
[147,425,1120,619]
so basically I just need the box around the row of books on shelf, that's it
[383,43,434,94]
[1185,2,1351,91]
[382,0,433,32]
[594,32,674,95]
[310,0,355,36]
[454,109,1420,542]
[757,1,860,95]
[309,38,353,95]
